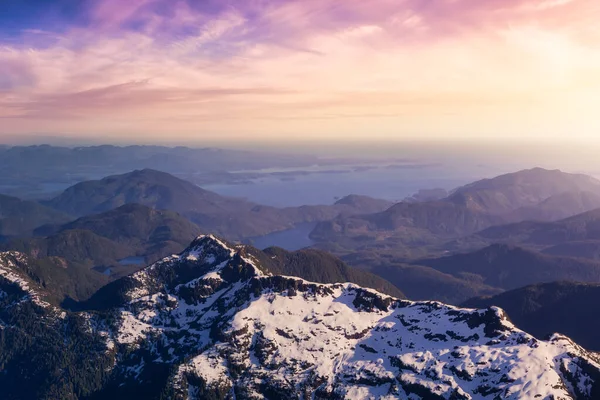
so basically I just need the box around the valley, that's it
[2,236,600,399]
[3,148,600,399]
[3,1,598,397]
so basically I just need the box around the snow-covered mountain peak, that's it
[4,236,600,399]
[183,234,236,260]
[73,235,599,399]
[105,234,269,305]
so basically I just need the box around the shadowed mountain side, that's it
[337,250,503,305]
[0,253,108,304]
[5,236,598,399]
[508,191,600,222]
[58,203,202,244]
[44,169,392,240]
[477,208,600,245]
[0,194,73,238]
[449,208,600,259]
[255,247,405,298]
[310,201,504,253]
[417,244,600,291]
[3,230,132,267]
[2,204,203,270]
[463,281,600,351]
[542,241,600,260]
[364,263,503,305]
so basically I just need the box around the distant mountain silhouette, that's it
[478,208,600,243]
[45,169,239,217]
[463,281,600,351]
[448,167,600,215]
[452,207,600,259]
[0,144,320,198]
[342,243,600,305]
[310,168,600,254]
[403,188,448,203]
[417,244,600,291]
[333,194,393,210]
[44,169,392,239]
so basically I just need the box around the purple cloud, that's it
[0,59,37,90]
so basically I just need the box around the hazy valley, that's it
[3,145,600,399]
[3,0,599,397]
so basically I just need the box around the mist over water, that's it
[202,164,470,207]
[200,141,600,207]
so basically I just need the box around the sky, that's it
[0,0,599,144]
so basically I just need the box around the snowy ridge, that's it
[1,236,599,398]
[95,235,600,400]
[0,251,48,307]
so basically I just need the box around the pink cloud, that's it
[89,0,158,29]
[0,0,598,141]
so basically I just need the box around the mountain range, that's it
[3,204,203,277]
[464,281,600,352]
[343,243,600,305]
[417,244,600,292]
[42,169,392,240]
[7,167,600,308]
[447,167,600,218]
[0,145,321,198]
[310,168,600,258]
[3,231,403,305]
[0,194,72,239]
[2,236,599,399]
[455,208,600,260]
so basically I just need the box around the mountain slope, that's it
[45,168,240,217]
[366,263,503,305]
[511,191,600,222]
[2,204,203,275]
[448,167,600,215]
[0,194,72,238]
[310,168,600,255]
[0,252,108,304]
[477,208,600,245]
[257,246,405,298]
[453,208,600,259]
[417,244,600,291]
[58,203,202,245]
[310,201,504,255]
[463,281,600,351]
[2,237,600,398]
[4,229,132,267]
[45,169,393,240]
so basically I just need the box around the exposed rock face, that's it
[2,236,600,399]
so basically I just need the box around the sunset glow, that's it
[1,0,599,143]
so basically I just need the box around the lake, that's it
[118,256,146,265]
[249,223,317,251]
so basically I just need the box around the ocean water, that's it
[201,163,485,207]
